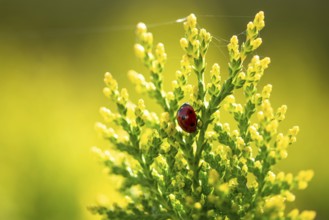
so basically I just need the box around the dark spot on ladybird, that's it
[182,115,187,120]
[190,122,195,127]
[188,110,193,114]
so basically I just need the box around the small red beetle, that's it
[176,103,197,133]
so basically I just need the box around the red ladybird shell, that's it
[176,103,197,133]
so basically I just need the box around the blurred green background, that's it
[0,0,328,219]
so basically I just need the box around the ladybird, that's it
[176,103,197,133]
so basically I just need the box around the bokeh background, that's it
[1,0,328,219]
